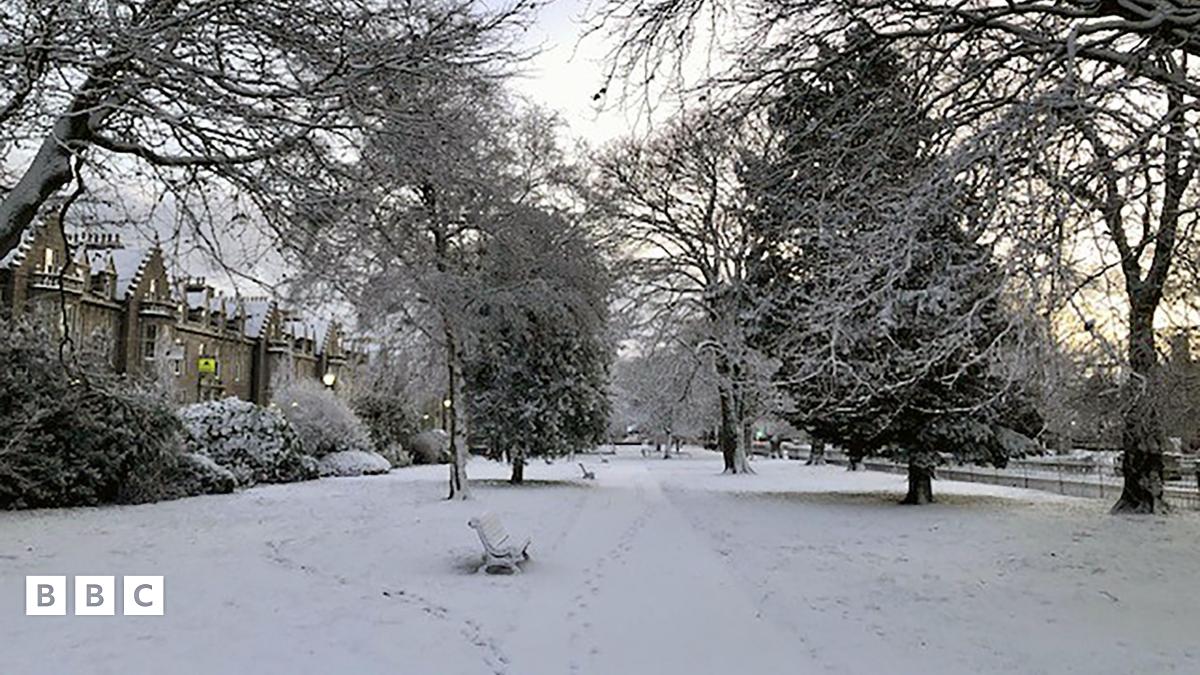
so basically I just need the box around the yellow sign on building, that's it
[197,357,217,374]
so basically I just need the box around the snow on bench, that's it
[468,513,531,575]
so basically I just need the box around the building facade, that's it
[0,221,363,405]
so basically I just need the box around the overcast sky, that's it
[506,0,631,147]
[507,0,708,149]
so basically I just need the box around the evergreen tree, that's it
[464,207,613,483]
[746,27,1041,503]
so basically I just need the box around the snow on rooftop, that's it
[0,225,39,269]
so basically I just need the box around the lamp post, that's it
[322,371,337,390]
[441,397,452,430]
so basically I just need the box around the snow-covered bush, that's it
[0,320,186,509]
[378,443,413,468]
[275,380,373,457]
[179,398,318,487]
[408,429,451,465]
[162,453,237,498]
[350,378,417,458]
[317,450,392,477]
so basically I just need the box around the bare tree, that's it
[589,111,774,473]
[611,333,719,457]
[276,65,583,498]
[0,0,540,260]
[592,0,1200,513]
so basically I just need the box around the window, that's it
[148,278,158,297]
[141,324,158,360]
[42,248,55,273]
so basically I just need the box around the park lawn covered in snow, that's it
[2,448,1198,674]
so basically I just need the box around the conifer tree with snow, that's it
[746,27,1041,504]
[464,206,612,483]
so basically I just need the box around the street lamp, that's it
[322,371,337,389]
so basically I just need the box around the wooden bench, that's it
[468,513,531,575]
[579,463,596,480]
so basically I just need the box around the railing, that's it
[29,271,85,292]
[819,451,1200,510]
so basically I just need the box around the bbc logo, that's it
[25,576,164,616]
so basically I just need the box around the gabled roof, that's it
[311,317,332,354]
[0,225,40,270]
[109,248,153,298]
[242,298,275,339]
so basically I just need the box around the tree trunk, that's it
[1105,83,1189,513]
[1112,300,1168,513]
[731,417,754,474]
[716,382,739,472]
[445,330,471,500]
[901,453,936,505]
[510,447,525,485]
[846,441,865,471]
[806,437,826,466]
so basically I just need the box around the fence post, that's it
[1058,463,1064,495]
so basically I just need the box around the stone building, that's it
[0,221,363,405]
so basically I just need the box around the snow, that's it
[317,450,392,477]
[0,223,37,269]
[2,448,1198,674]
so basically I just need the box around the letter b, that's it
[25,576,66,616]
[75,576,116,616]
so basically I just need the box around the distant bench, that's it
[468,513,531,575]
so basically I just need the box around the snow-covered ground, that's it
[2,447,1198,674]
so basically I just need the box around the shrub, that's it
[162,453,237,498]
[351,385,417,457]
[408,429,451,465]
[0,320,187,509]
[317,450,392,477]
[179,398,318,487]
[378,443,413,468]
[275,380,373,457]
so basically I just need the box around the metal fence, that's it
[821,453,1200,510]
